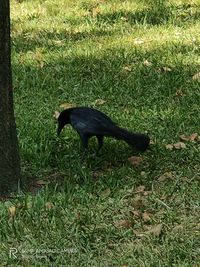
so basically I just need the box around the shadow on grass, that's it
[12,28,200,191]
[12,27,118,53]
[81,0,200,26]
[13,42,199,104]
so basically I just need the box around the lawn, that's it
[1,0,200,265]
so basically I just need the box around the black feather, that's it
[57,107,150,153]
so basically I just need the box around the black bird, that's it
[57,107,150,154]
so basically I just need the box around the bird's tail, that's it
[105,125,150,152]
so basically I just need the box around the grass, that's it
[1,0,200,265]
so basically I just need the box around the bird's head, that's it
[57,109,71,136]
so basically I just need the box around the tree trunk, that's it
[0,0,21,196]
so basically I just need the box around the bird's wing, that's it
[70,110,115,135]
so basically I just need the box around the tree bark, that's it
[0,0,21,196]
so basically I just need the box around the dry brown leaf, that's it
[115,220,133,228]
[53,110,60,120]
[163,67,172,72]
[9,206,16,217]
[190,133,198,141]
[165,144,174,150]
[134,185,145,193]
[180,133,198,141]
[92,7,101,16]
[93,99,107,106]
[36,180,48,185]
[173,142,186,149]
[192,72,200,81]
[134,39,144,45]
[45,202,54,209]
[131,210,140,217]
[123,65,132,72]
[123,108,131,114]
[120,16,128,21]
[175,90,184,97]
[128,156,143,166]
[34,49,45,68]
[92,170,103,180]
[158,171,173,182]
[166,142,186,150]
[146,224,162,237]
[142,212,151,222]
[60,103,77,109]
[143,59,152,67]
[143,191,151,196]
[132,196,144,210]
[100,188,111,198]
[179,134,189,141]
[172,225,184,233]
[150,139,155,145]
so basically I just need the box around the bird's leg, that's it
[78,132,89,158]
[96,135,104,156]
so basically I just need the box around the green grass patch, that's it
[1,0,200,265]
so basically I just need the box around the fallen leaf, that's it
[180,133,198,142]
[132,196,144,210]
[134,39,144,45]
[165,144,174,150]
[45,202,54,209]
[189,133,198,141]
[165,142,186,150]
[34,49,45,68]
[180,176,189,182]
[36,180,48,185]
[146,224,162,237]
[192,72,200,81]
[115,220,133,228]
[143,191,151,196]
[123,108,131,114]
[142,212,151,222]
[131,210,140,217]
[134,185,145,193]
[93,99,107,106]
[134,230,145,238]
[173,142,186,149]
[60,103,77,109]
[143,59,152,66]
[158,171,173,182]
[9,206,16,217]
[123,65,132,72]
[92,170,103,180]
[53,110,60,120]
[100,188,111,198]
[128,156,143,166]
[92,7,101,16]
[172,225,184,233]
[163,67,172,72]
[120,16,128,21]
[150,139,155,145]
[175,90,184,97]
[179,134,189,141]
